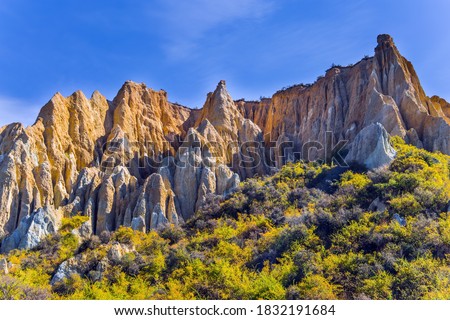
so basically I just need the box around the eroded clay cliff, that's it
[0,79,257,246]
[1,34,450,251]
[242,35,450,166]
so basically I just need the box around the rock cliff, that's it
[243,35,450,166]
[1,34,449,250]
[345,123,396,170]
[0,79,249,245]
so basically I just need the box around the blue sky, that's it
[0,0,449,126]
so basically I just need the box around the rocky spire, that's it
[196,80,242,142]
[376,34,395,50]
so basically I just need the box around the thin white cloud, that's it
[0,96,40,127]
[153,0,275,60]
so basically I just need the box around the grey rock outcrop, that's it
[393,213,407,227]
[96,166,137,234]
[345,123,396,170]
[131,216,146,232]
[172,125,241,220]
[0,258,8,274]
[107,243,131,264]
[51,258,80,285]
[51,242,134,285]
[0,207,60,254]
[369,197,388,212]
[129,173,178,231]
[71,220,93,241]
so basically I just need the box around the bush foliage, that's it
[1,138,450,299]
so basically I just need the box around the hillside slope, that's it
[1,138,450,299]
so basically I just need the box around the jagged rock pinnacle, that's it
[377,34,394,46]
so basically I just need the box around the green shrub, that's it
[60,216,90,232]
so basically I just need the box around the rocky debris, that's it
[345,123,396,170]
[88,260,107,283]
[0,207,60,254]
[393,213,407,227]
[131,216,146,232]
[71,220,93,242]
[51,258,80,285]
[107,243,131,264]
[51,254,108,285]
[369,197,387,212]
[0,258,8,274]
[51,243,134,285]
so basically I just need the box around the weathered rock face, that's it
[0,207,60,254]
[0,123,51,237]
[129,173,178,231]
[172,127,240,220]
[71,220,93,242]
[0,82,193,237]
[430,96,450,119]
[244,34,450,166]
[1,34,450,243]
[56,126,240,234]
[195,80,268,179]
[236,98,272,132]
[96,166,138,234]
[345,123,396,169]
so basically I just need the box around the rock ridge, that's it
[1,34,450,251]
